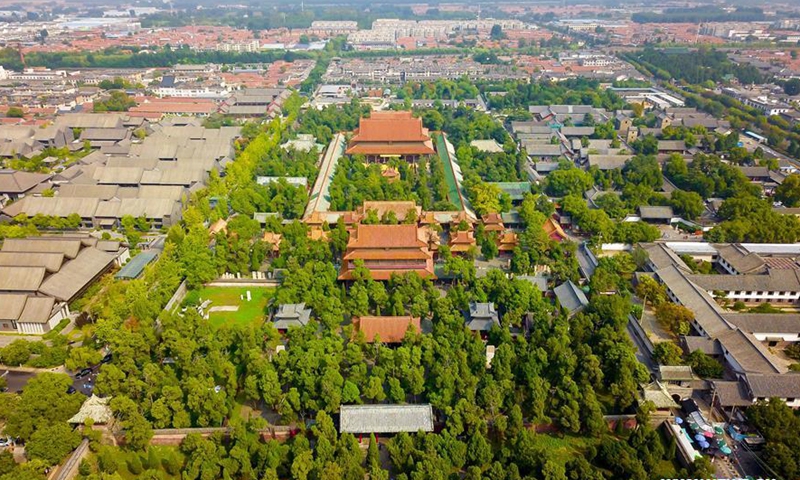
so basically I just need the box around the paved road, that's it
[732,447,767,479]
[757,141,800,170]
[52,438,89,480]
[0,368,95,396]
[0,335,42,347]
[0,370,36,393]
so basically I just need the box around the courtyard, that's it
[183,286,274,328]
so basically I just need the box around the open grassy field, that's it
[82,446,184,479]
[184,286,274,328]
[523,433,595,464]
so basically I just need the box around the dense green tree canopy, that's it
[4,373,83,440]
[0,78,751,480]
[625,47,763,84]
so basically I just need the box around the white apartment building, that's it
[216,41,261,53]
[743,97,792,116]
[154,85,231,99]
[7,68,68,81]
[309,21,358,35]
[349,18,528,46]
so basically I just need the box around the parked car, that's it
[100,353,112,364]
[0,437,14,448]
[66,386,76,395]
[743,436,766,451]
[75,368,92,379]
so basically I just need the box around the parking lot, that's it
[0,370,36,393]
[1,368,97,396]
[70,365,103,396]
[72,371,97,396]
[69,353,112,396]
[0,351,109,398]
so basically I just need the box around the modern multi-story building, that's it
[346,18,525,48]
[309,21,359,35]
[155,78,231,99]
[2,115,241,230]
[640,242,800,409]
[0,236,125,334]
[323,56,526,84]
[722,88,793,116]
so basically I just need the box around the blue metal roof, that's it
[115,250,159,280]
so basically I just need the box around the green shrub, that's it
[42,319,70,340]
[0,451,15,476]
[27,346,68,368]
[27,341,46,355]
[786,343,800,361]
[140,469,166,480]
[687,350,724,378]
[97,447,121,473]
[78,459,92,476]
[162,450,181,476]
[126,452,143,475]
[0,340,31,366]
[145,448,160,470]
[85,428,102,447]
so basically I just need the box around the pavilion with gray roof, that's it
[464,302,500,332]
[272,303,313,330]
[553,280,589,316]
[339,404,434,434]
[638,206,675,223]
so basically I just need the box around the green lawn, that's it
[83,446,184,479]
[522,433,596,464]
[434,132,465,208]
[652,459,681,479]
[184,286,274,328]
